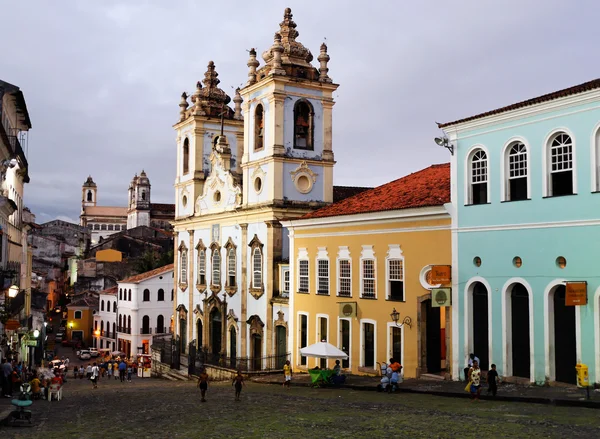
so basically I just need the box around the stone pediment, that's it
[195,152,242,215]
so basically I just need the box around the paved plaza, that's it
[1,374,600,438]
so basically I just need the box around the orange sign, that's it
[566,281,587,306]
[431,265,451,284]
[4,320,20,330]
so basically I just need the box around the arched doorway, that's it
[210,308,222,356]
[179,318,187,354]
[275,325,287,369]
[252,334,262,371]
[553,285,576,384]
[472,282,489,370]
[157,315,164,334]
[142,315,150,334]
[510,283,530,378]
[229,327,237,369]
[196,319,203,348]
[424,298,441,373]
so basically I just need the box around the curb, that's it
[251,379,600,409]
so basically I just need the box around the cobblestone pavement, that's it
[2,374,600,439]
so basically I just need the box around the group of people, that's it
[1,359,38,398]
[197,367,245,402]
[71,360,133,384]
[464,353,500,401]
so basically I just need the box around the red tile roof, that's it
[438,78,600,128]
[99,286,118,296]
[301,163,450,220]
[333,185,372,202]
[120,263,174,284]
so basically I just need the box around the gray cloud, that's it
[1,0,598,222]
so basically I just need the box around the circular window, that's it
[556,256,566,269]
[473,257,482,267]
[214,191,221,203]
[254,177,262,193]
[512,256,522,268]
[296,175,311,193]
[419,265,441,290]
[182,195,187,207]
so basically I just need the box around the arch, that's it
[101,300,105,312]
[157,288,165,301]
[127,315,131,331]
[501,278,534,381]
[229,326,237,367]
[119,289,122,300]
[87,190,93,202]
[113,301,116,312]
[118,314,122,329]
[465,146,489,205]
[107,301,110,312]
[143,288,150,302]
[542,127,577,197]
[141,191,146,201]
[544,279,579,383]
[142,315,150,334]
[74,310,82,319]
[196,239,207,287]
[210,243,221,288]
[112,322,115,335]
[210,307,222,355]
[183,138,190,174]
[157,315,165,334]
[293,99,314,150]
[196,318,203,348]
[254,103,264,151]
[591,122,600,192]
[128,289,131,301]
[463,277,493,371]
[501,137,530,202]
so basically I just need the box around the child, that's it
[232,370,245,401]
[127,364,133,382]
[198,367,209,402]
[282,360,292,389]
[487,363,499,397]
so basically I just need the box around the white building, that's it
[94,286,118,352]
[116,264,174,357]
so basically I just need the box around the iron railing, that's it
[193,348,290,373]
[117,326,131,334]
[140,327,152,335]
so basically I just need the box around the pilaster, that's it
[173,231,179,338]
[265,220,282,358]
[240,223,248,356]
[188,230,195,346]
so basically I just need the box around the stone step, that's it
[420,373,446,381]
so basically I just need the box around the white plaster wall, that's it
[247,98,270,163]
[245,164,269,205]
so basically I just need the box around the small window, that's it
[361,259,376,299]
[101,300,105,311]
[183,138,190,174]
[180,247,188,284]
[74,310,82,319]
[113,302,116,312]
[254,104,264,151]
[228,248,236,287]
[507,142,528,201]
[298,260,309,293]
[470,149,488,205]
[143,289,150,301]
[171,289,174,301]
[141,191,146,201]
[252,247,262,289]
[101,224,107,231]
[338,259,351,297]
[119,289,122,300]
[128,289,131,301]
[87,190,93,202]
[107,301,111,312]
[157,288,164,301]
[293,100,314,150]
[548,133,574,196]
[198,249,206,285]
[283,269,290,297]
[388,259,404,301]
[93,224,100,230]
[317,259,329,295]
[212,248,221,286]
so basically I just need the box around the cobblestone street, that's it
[1,375,600,438]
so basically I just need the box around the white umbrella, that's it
[111,351,125,356]
[300,342,348,359]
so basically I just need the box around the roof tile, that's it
[120,263,174,284]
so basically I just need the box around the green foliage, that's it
[135,249,174,274]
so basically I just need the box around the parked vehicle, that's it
[79,350,91,360]
[48,360,66,370]
[55,332,64,342]
[89,348,99,357]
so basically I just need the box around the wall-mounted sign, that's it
[4,320,20,330]
[432,288,452,307]
[566,281,587,306]
[338,302,357,318]
[431,265,451,284]
[25,340,38,347]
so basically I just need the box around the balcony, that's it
[117,326,131,335]
[155,327,166,334]
[140,327,152,335]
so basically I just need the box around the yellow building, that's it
[284,164,452,379]
[66,295,98,346]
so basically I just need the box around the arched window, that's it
[547,133,574,197]
[228,248,236,287]
[469,149,488,205]
[128,289,131,301]
[212,247,221,286]
[101,300,105,311]
[252,247,262,289]
[87,190,93,202]
[118,314,122,330]
[196,319,203,348]
[157,315,165,334]
[119,289,122,300]
[142,315,150,334]
[171,289,174,301]
[74,310,82,319]
[157,288,164,301]
[112,322,116,335]
[107,301,110,312]
[505,142,528,201]
[113,302,117,312]
[197,240,207,286]
[179,243,188,284]
[293,100,314,150]
[254,104,264,151]
[183,138,190,174]
[141,191,146,201]
[127,315,131,331]
[143,289,150,302]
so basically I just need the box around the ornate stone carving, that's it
[290,161,318,194]
[247,315,265,337]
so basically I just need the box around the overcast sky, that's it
[1,1,598,224]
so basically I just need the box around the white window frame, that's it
[198,248,206,285]
[74,310,82,319]
[337,246,352,298]
[297,248,309,294]
[316,313,330,368]
[387,321,404,370]
[212,247,221,286]
[316,247,329,295]
[542,128,577,197]
[228,247,236,287]
[501,138,530,201]
[297,312,309,367]
[360,318,377,368]
[179,245,188,284]
[386,244,404,301]
[360,245,376,299]
[464,145,490,205]
[591,123,600,192]
[252,247,262,289]
[337,317,352,370]
[280,265,290,297]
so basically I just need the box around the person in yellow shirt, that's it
[282,360,292,389]
[30,375,42,399]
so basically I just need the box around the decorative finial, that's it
[179,92,189,121]
[203,61,220,89]
[247,48,259,85]
[233,87,243,120]
[317,42,331,83]
[194,81,205,116]
[270,33,286,75]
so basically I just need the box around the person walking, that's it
[487,363,499,397]
[91,362,99,389]
[282,360,292,389]
[232,370,245,401]
[2,359,12,397]
[468,360,483,401]
[464,353,480,382]
[113,362,118,380]
[118,360,127,382]
[127,363,133,382]
[198,367,209,402]
[86,364,93,380]
[78,365,84,379]
[107,362,113,379]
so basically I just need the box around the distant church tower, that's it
[127,170,151,228]
[82,176,97,207]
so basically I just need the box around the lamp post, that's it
[390,308,412,329]
[8,285,19,298]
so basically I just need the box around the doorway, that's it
[179,318,187,354]
[275,325,287,369]
[553,285,576,384]
[196,319,203,348]
[252,334,262,370]
[229,327,237,369]
[511,284,530,378]
[318,317,328,368]
[472,282,489,370]
[341,320,350,369]
[425,299,441,373]
[210,308,222,356]
[363,323,375,368]
[391,326,402,365]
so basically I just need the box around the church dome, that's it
[262,8,314,68]
[189,61,234,119]
[83,175,96,188]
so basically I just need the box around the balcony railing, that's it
[140,327,152,335]
[155,327,166,334]
[100,331,115,339]
[117,326,131,334]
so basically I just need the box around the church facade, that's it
[172,8,340,369]
[80,171,175,245]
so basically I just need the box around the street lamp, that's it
[390,308,412,329]
[69,322,73,329]
[8,285,19,298]
[434,136,454,155]
[33,329,40,338]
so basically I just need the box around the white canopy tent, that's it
[300,342,348,359]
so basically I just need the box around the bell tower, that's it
[239,8,338,208]
[127,170,151,228]
[82,176,97,207]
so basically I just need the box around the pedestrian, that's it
[464,353,480,382]
[107,362,113,379]
[282,360,292,389]
[79,365,84,379]
[91,362,99,389]
[86,363,93,380]
[487,363,499,397]
[1,358,12,397]
[118,360,127,382]
[73,365,78,379]
[468,360,483,401]
[198,367,209,402]
[127,363,133,382]
[64,357,70,368]
[232,370,245,401]
[113,362,118,380]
